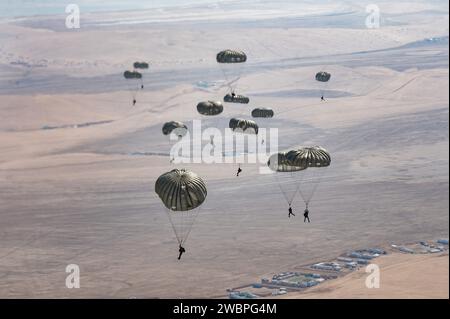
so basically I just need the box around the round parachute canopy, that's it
[286,146,331,168]
[229,118,259,135]
[267,152,307,172]
[155,169,207,212]
[217,50,247,63]
[252,108,274,118]
[133,62,149,69]
[315,71,331,82]
[224,93,250,104]
[124,70,142,79]
[162,121,188,137]
[197,101,224,116]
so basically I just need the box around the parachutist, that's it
[133,99,136,106]
[236,167,242,177]
[141,84,144,89]
[321,96,325,101]
[288,206,295,218]
[178,245,186,260]
[304,207,310,223]
[155,169,206,257]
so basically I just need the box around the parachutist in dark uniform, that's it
[288,206,295,218]
[321,95,325,101]
[178,245,186,260]
[236,166,242,177]
[304,207,310,223]
[133,99,136,106]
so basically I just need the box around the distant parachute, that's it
[229,118,259,135]
[252,108,274,118]
[197,101,224,116]
[216,50,247,64]
[315,71,331,82]
[315,71,331,100]
[162,121,188,137]
[123,70,143,104]
[224,93,250,104]
[155,169,207,246]
[216,50,247,98]
[123,70,142,79]
[133,61,149,69]
[286,146,331,168]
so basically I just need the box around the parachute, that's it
[315,72,331,83]
[133,62,149,89]
[133,61,149,70]
[216,49,247,99]
[252,108,274,118]
[123,70,142,79]
[197,101,224,116]
[286,146,331,168]
[268,152,306,173]
[224,93,250,104]
[155,169,207,245]
[123,70,143,104]
[267,152,307,208]
[286,146,331,207]
[216,50,247,64]
[162,121,188,137]
[229,118,259,135]
[315,71,331,99]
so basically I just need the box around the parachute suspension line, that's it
[220,68,241,93]
[219,64,244,94]
[125,78,139,100]
[288,182,302,206]
[275,172,301,206]
[165,207,202,246]
[276,181,291,205]
[181,206,202,246]
[288,171,302,206]
[166,208,182,245]
[226,76,241,93]
[298,167,327,206]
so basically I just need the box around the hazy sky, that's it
[0,0,222,18]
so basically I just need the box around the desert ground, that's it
[0,1,448,298]
[278,251,449,299]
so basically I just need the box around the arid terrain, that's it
[0,0,448,298]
